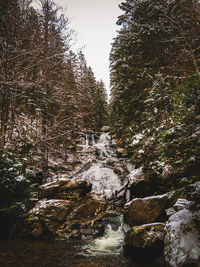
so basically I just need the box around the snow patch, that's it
[29,199,68,215]
[165,209,200,267]
[15,175,26,182]
[129,167,143,181]
[132,133,144,145]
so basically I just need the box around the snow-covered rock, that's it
[164,209,200,266]
[73,163,123,200]
[173,198,193,212]
[132,133,144,145]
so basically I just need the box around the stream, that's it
[0,130,145,267]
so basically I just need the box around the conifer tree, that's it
[110,0,200,143]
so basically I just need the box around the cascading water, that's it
[74,131,126,200]
[85,216,125,256]
[94,132,114,158]
[74,131,130,256]
[91,134,96,146]
[85,134,89,147]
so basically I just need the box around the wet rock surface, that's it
[128,167,160,197]
[124,223,165,261]
[124,193,170,226]
[123,188,200,266]
[122,168,200,266]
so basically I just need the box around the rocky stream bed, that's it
[0,127,200,266]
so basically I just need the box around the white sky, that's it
[57,0,122,96]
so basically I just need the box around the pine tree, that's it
[110,0,200,143]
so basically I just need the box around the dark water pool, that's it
[0,239,138,267]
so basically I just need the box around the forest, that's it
[0,0,200,266]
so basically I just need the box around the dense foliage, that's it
[110,0,200,176]
[0,149,30,239]
[0,150,29,205]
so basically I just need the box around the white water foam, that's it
[85,217,124,255]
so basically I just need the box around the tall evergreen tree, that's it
[110,0,200,143]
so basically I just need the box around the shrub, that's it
[0,150,30,205]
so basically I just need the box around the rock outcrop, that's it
[27,178,116,240]
[27,194,110,239]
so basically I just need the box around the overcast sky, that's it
[57,0,122,96]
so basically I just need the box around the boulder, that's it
[173,198,193,212]
[56,198,107,239]
[124,193,170,226]
[128,167,159,197]
[39,179,91,199]
[28,199,72,237]
[164,209,200,267]
[124,223,165,261]
[27,197,109,240]
[68,198,107,221]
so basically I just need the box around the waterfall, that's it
[98,132,110,145]
[74,131,127,200]
[85,134,89,147]
[93,132,114,158]
[73,130,130,258]
[91,134,96,146]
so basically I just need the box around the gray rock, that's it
[164,209,200,267]
[173,198,193,211]
[165,207,176,217]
